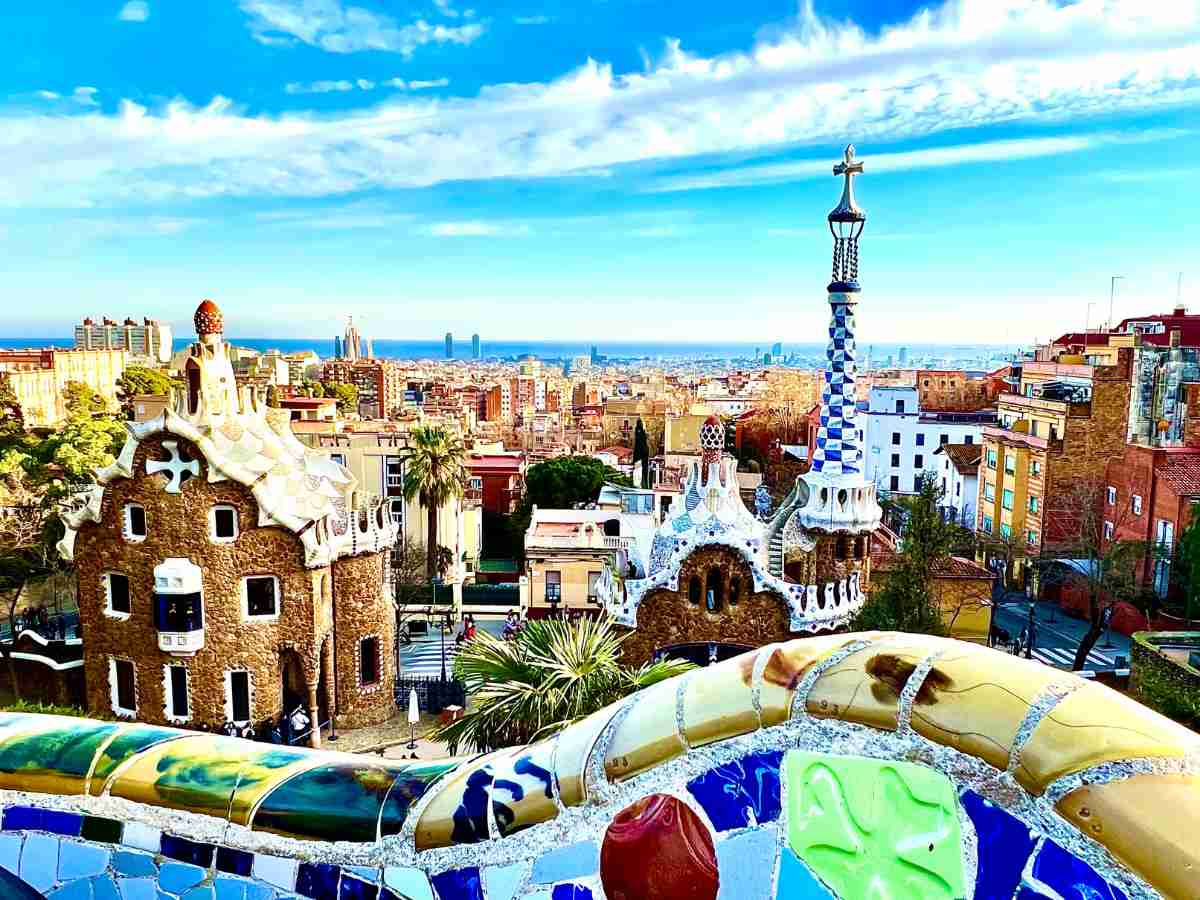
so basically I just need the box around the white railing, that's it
[603,536,634,550]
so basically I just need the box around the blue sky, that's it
[1,0,1198,344]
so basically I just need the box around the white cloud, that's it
[408,78,449,90]
[34,90,60,100]
[240,0,484,55]
[514,15,550,25]
[117,1,149,22]
[425,221,529,236]
[356,78,375,90]
[284,79,354,93]
[4,0,1200,208]
[72,87,99,107]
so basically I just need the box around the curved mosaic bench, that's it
[0,632,1198,899]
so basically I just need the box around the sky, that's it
[1,0,1199,345]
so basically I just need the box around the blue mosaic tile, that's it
[3,805,83,836]
[215,880,246,900]
[216,846,254,878]
[960,790,1037,900]
[715,827,778,900]
[81,816,123,844]
[340,874,380,900]
[450,768,494,845]
[58,840,110,880]
[550,887,591,900]
[245,884,275,900]
[347,867,378,883]
[0,832,21,873]
[296,862,342,899]
[182,887,217,900]
[383,866,433,900]
[121,824,160,853]
[253,854,299,891]
[482,864,524,900]
[120,878,160,900]
[19,832,59,892]
[1016,839,1128,900]
[530,841,597,885]
[113,851,157,877]
[776,848,833,898]
[91,874,121,900]
[160,835,214,868]
[48,879,91,900]
[430,866,484,900]
[686,751,784,832]
[159,861,206,894]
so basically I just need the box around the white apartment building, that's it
[75,317,173,365]
[933,443,981,525]
[864,386,995,496]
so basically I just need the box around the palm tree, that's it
[432,616,694,754]
[402,426,469,581]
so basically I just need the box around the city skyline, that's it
[2,0,1198,342]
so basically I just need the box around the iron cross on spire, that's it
[829,144,865,224]
[834,143,863,182]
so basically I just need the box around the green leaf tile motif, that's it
[784,750,965,900]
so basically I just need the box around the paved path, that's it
[399,638,459,678]
[993,596,1131,672]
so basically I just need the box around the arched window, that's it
[185,359,201,415]
[729,577,740,606]
[705,568,723,612]
[854,536,866,559]
[603,519,621,537]
[688,576,701,605]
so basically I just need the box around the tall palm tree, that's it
[432,616,694,754]
[402,426,469,581]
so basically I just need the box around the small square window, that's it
[1106,486,1116,505]
[124,504,146,542]
[889,475,899,492]
[166,666,189,720]
[228,670,251,724]
[891,432,901,446]
[244,576,279,618]
[1132,495,1143,515]
[914,454,924,469]
[964,435,973,445]
[211,506,238,542]
[360,637,380,686]
[1029,495,1039,513]
[1103,521,1114,540]
[105,573,131,616]
[890,453,900,468]
[915,433,925,447]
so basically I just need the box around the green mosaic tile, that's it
[0,718,120,794]
[251,761,399,843]
[89,725,186,793]
[783,750,965,900]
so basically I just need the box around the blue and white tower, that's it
[797,145,881,533]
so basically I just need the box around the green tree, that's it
[61,381,108,418]
[323,382,358,413]
[524,455,631,510]
[632,418,650,488]
[853,473,975,636]
[302,381,325,398]
[1172,506,1200,625]
[432,616,693,754]
[115,366,175,419]
[0,381,26,451]
[402,426,469,581]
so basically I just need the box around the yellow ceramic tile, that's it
[0,715,120,796]
[227,745,324,825]
[489,739,559,837]
[681,652,758,748]
[1018,682,1200,794]
[1056,774,1200,899]
[554,703,625,807]
[604,677,686,782]
[106,734,251,820]
[909,645,1066,773]
[413,749,510,850]
[804,634,940,731]
[757,635,865,727]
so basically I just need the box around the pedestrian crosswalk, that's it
[400,639,458,677]
[1032,646,1115,670]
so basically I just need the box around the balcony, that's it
[604,535,635,551]
[983,424,1061,453]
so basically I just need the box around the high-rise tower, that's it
[797,145,881,534]
[445,332,454,359]
[472,333,481,359]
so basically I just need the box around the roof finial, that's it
[828,144,866,292]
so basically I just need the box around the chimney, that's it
[1175,305,1188,317]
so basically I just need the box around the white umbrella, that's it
[406,688,420,752]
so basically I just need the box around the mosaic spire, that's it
[797,145,881,533]
[811,145,866,479]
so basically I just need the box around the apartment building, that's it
[321,359,406,419]
[864,386,994,496]
[977,351,1132,589]
[74,316,173,365]
[934,443,981,525]
[0,348,128,427]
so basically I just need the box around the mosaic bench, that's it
[0,632,1197,899]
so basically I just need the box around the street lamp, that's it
[432,576,447,682]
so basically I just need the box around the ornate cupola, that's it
[795,145,881,533]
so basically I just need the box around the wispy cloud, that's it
[514,15,550,25]
[424,221,530,237]
[286,76,448,94]
[285,80,355,94]
[629,225,683,238]
[256,201,415,230]
[240,0,484,55]
[117,1,149,22]
[4,0,1200,207]
[31,86,100,106]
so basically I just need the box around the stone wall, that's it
[1129,631,1200,729]
[74,434,393,735]
[619,546,794,666]
[331,551,397,729]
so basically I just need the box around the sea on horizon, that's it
[0,336,1018,364]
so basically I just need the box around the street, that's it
[992,596,1131,674]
